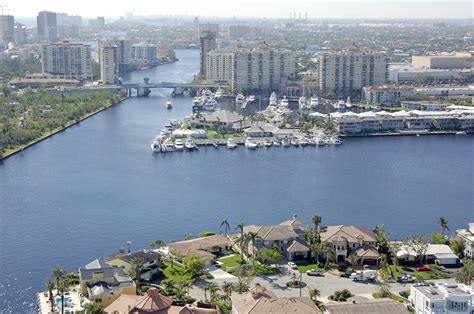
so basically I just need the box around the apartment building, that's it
[40,41,92,80]
[99,43,118,85]
[363,85,415,106]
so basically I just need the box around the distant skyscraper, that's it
[199,30,216,77]
[0,15,15,45]
[14,23,27,45]
[41,41,92,80]
[198,23,219,37]
[89,17,105,30]
[132,43,157,61]
[116,38,132,73]
[99,42,118,84]
[37,11,58,42]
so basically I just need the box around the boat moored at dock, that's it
[227,138,238,149]
[245,137,258,149]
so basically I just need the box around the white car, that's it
[288,262,297,269]
[306,269,323,276]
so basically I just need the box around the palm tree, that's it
[83,301,104,314]
[57,279,66,314]
[320,241,335,269]
[309,288,321,302]
[220,219,231,237]
[202,285,209,302]
[52,266,66,296]
[346,255,359,272]
[207,283,219,302]
[45,277,55,313]
[155,239,165,248]
[438,217,449,237]
[312,215,322,232]
[128,257,145,292]
[235,223,245,260]
[244,232,260,267]
[221,281,233,300]
[388,242,401,271]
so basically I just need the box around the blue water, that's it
[0,49,473,312]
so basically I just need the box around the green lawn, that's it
[294,260,325,273]
[253,262,279,275]
[219,256,279,275]
[160,261,191,282]
[397,264,448,280]
[373,292,408,303]
[219,254,243,269]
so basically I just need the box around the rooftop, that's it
[324,298,408,314]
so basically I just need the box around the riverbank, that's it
[2,94,128,160]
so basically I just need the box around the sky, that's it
[2,0,473,19]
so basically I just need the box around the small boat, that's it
[245,137,258,149]
[273,140,281,146]
[185,138,195,150]
[330,136,343,145]
[282,138,290,147]
[227,138,238,149]
[310,97,319,109]
[160,128,171,136]
[248,95,256,102]
[174,139,184,151]
[150,141,161,153]
[336,100,345,112]
[279,96,289,108]
[235,93,245,106]
[166,101,172,109]
[299,97,308,110]
[263,139,273,147]
[455,131,467,135]
[214,89,223,99]
[213,143,218,148]
[290,138,300,146]
[164,143,175,152]
[269,91,278,106]
[345,96,352,108]
[299,137,309,146]
[316,137,326,146]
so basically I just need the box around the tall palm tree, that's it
[309,288,321,301]
[221,281,233,300]
[235,223,245,261]
[438,217,449,237]
[45,277,55,313]
[220,219,230,237]
[320,241,335,269]
[388,242,402,271]
[244,232,260,267]
[312,215,322,243]
[202,285,209,302]
[128,257,145,293]
[346,255,359,272]
[57,279,66,314]
[207,283,219,302]
[52,267,66,296]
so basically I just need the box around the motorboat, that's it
[263,139,273,147]
[330,136,343,145]
[299,97,308,110]
[299,137,309,146]
[336,100,346,112]
[269,91,278,106]
[185,138,195,150]
[166,101,172,109]
[315,136,326,146]
[174,139,184,151]
[273,140,281,146]
[248,95,256,102]
[214,89,223,99]
[279,96,289,108]
[193,96,202,105]
[245,137,258,149]
[282,138,290,147]
[164,143,175,152]
[227,138,238,149]
[455,131,467,135]
[290,138,300,146]
[235,93,245,106]
[205,99,216,111]
[150,141,161,153]
[160,128,171,136]
[345,97,352,108]
[310,97,319,109]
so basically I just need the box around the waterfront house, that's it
[363,85,416,107]
[324,298,408,314]
[191,111,244,131]
[456,223,474,259]
[243,123,278,137]
[396,244,459,266]
[104,287,218,314]
[242,215,310,261]
[106,250,161,282]
[168,235,232,265]
[78,259,136,308]
[231,284,321,314]
[410,283,474,314]
[319,225,379,264]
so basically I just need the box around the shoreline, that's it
[2,95,128,160]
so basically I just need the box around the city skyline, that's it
[2,0,472,19]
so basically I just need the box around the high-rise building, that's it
[228,25,250,39]
[99,43,118,85]
[206,43,297,93]
[14,23,27,45]
[318,49,388,97]
[132,43,157,61]
[37,11,58,42]
[57,13,81,39]
[199,30,216,77]
[0,15,15,45]
[116,39,132,73]
[89,17,105,30]
[40,41,92,80]
[198,23,219,37]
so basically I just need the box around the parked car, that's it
[340,273,351,278]
[399,291,410,299]
[416,265,432,272]
[288,262,297,270]
[306,269,324,276]
[396,275,416,283]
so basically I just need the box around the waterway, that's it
[0,49,473,312]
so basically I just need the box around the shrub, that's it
[329,289,353,302]
[199,231,216,238]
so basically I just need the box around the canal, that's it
[0,49,473,312]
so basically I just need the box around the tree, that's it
[373,225,390,255]
[220,219,230,237]
[128,257,145,289]
[207,282,219,302]
[309,288,321,301]
[449,236,466,260]
[431,232,448,245]
[183,255,206,280]
[310,242,322,264]
[388,242,402,271]
[257,247,282,265]
[346,255,359,272]
[45,277,55,313]
[52,266,66,296]
[83,301,104,314]
[312,215,322,236]
[456,259,474,285]
[244,232,260,267]
[405,235,429,266]
[438,217,449,237]
[320,241,335,269]
[57,279,67,314]
[185,233,193,240]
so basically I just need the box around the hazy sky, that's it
[3,0,473,19]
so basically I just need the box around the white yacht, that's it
[174,139,184,151]
[282,138,290,147]
[164,143,175,152]
[279,96,289,108]
[245,137,258,149]
[248,95,256,102]
[269,91,278,106]
[185,138,195,150]
[456,131,467,135]
[227,138,238,149]
[273,140,281,146]
[336,100,346,112]
[345,97,352,108]
[205,99,216,111]
[263,139,273,147]
[290,138,300,146]
[315,136,326,146]
[150,141,161,153]
[299,97,308,110]
[160,128,171,136]
[166,101,172,109]
[299,137,309,146]
[214,89,223,99]
[235,93,245,106]
[310,97,319,109]
[328,136,342,145]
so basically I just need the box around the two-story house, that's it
[410,283,474,314]
[106,250,161,282]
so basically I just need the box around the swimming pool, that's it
[55,296,72,310]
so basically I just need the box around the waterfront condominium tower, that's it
[0,14,14,45]
[99,43,119,85]
[199,30,216,77]
[40,41,92,80]
[318,48,388,98]
[37,11,58,42]
[206,43,297,94]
